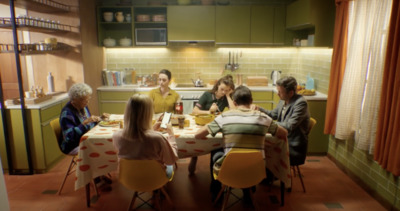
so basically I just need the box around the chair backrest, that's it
[119,159,170,192]
[50,118,62,147]
[216,149,266,189]
[308,117,317,135]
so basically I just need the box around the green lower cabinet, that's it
[307,100,329,154]
[0,112,7,169]
[98,90,147,114]
[254,102,274,110]
[100,102,128,114]
[3,102,64,173]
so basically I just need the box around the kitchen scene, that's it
[0,0,398,210]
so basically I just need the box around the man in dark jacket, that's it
[260,76,310,167]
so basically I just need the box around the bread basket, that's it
[194,114,215,125]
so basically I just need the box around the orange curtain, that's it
[374,0,400,176]
[324,0,351,135]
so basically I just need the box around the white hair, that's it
[68,83,92,100]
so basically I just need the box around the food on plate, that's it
[99,120,121,127]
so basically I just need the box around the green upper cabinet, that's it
[273,5,286,45]
[168,6,215,41]
[286,0,312,29]
[216,6,251,44]
[250,6,286,45]
[286,0,335,47]
[97,6,134,47]
[250,6,274,44]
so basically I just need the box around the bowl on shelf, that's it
[152,14,165,22]
[103,12,113,22]
[103,37,116,47]
[136,14,150,22]
[201,0,214,5]
[177,0,191,5]
[119,37,132,46]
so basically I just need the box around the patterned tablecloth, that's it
[75,114,291,190]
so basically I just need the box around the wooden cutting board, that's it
[5,95,53,106]
[246,76,268,86]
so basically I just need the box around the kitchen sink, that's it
[175,84,199,88]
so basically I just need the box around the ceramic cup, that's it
[115,12,124,22]
[103,12,113,22]
[125,14,131,22]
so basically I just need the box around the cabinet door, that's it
[251,6,274,44]
[216,6,251,44]
[286,0,312,29]
[168,6,215,41]
[273,6,286,45]
[307,100,329,154]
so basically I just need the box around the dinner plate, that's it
[99,120,120,127]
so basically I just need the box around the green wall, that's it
[328,135,400,210]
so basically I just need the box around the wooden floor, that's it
[3,155,387,211]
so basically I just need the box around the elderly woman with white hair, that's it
[60,83,109,155]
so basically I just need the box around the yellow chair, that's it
[213,149,266,210]
[118,158,174,211]
[290,117,317,193]
[50,118,78,195]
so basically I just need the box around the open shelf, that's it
[0,0,70,13]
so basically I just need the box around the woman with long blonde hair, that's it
[113,94,178,178]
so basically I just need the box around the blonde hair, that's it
[122,94,153,141]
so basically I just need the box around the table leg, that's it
[86,183,90,207]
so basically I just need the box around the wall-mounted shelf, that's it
[0,17,73,33]
[0,42,71,54]
[0,0,70,13]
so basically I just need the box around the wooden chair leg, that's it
[128,192,138,211]
[221,187,231,211]
[161,187,173,205]
[213,185,226,205]
[58,156,76,195]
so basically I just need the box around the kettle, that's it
[271,70,281,86]
[191,77,203,87]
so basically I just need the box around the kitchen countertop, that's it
[5,93,69,109]
[97,84,327,101]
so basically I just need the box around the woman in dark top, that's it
[192,75,235,115]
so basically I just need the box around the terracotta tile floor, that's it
[3,155,387,211]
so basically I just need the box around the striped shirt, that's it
[207,108,278,154]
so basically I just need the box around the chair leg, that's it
[213,185,226,205]
[221,187,231,211]
[296,165,306,193]
[128,192,138,211]
[58,156,76,195]
[160,187,173,205]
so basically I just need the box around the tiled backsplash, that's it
[105,46,332,94]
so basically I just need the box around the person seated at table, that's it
[258,76,310,184]
[60,83,111,190]
[188,75,236,175]
[113,94,178,179]
[192,74,235,115]
[148,69,180,114]
[195,85,288,205]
